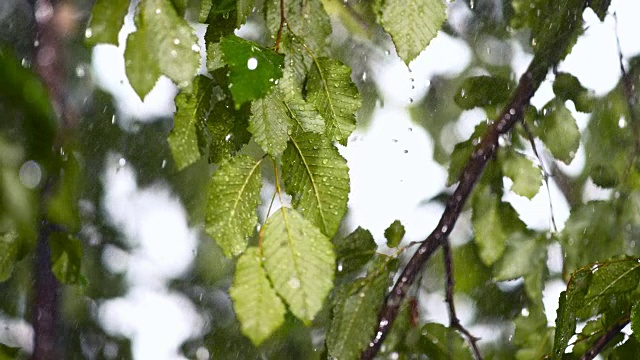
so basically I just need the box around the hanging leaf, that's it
[375,0,447,64]
[205,155,263,257]
[327,259,390,359]
[384,220,405,248]
[265,0,332,55]
[168,75,215,170]
[125,0,200,99]
[551,269,592,359]
[249,88,293,157]
[499,149,542,199]
[553,72,594,113]
[333,227,378,276]
[85,0,129,46]
[47,151,82,231]
[419,323,474,360]
[530,99,580,165]
[230,247,286,345]
[220,35,284,106]
[472,186,527,266]
[281,132,350,237]
[262,208,335,323]
[454,76,512,110]
[50,233,86,285]
[306,57,360,145]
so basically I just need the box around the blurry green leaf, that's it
[632,301,640,343]
[588,0,611,21]
[205,155,262,257]
[307,57,360,145]
[499,149,542,199]
[609,336,640,359]
[50,233,85,285]
[262,208,335,323]
[47,151,81,231]
[327,261,389,359]
[85,0,129,46]
[220,35,284,106]
[0,232,18,282]
[493,233,544,281]
[282,132,350,237]
[513,306,553,360]
[419,323,474,360]
[125,0,200,99]
[552,269,592,359]
[249,88,293,157]
[560,201,623,274]
[237,0,253,26]
[454,76,512,110]
[204,1,237,72]
[375,0,446,64]
[199,0,213,22]
[334,227,377,275]
[531,99,580,165]
[0,343,20,359]
[447,122,488,186]
[230,247,286,345]
[0,137,36,241]
[472,186,527,266]
[553,72,594,113]
[202,69,252,164]
[0,49,56,159]
[384,220,405,248]
[168,75,215,170]
[452,242,491,293]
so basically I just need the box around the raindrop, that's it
[225,134,232,141]
[441,225,448,233]
[161,159,167,168]
[173,38,180,45]
[84,28,93,39]
[19,161,41,189]
[155,8,161,14]
[75,65,86,78]
[118,158,127,167]
[619,117,627,128]
[192,44,200,52]
[322,159,328,165]
[288,277,301,289]
[362,71,367,81]
[403,150,408,154]
[111,115,116,124]
[521,308,529,317]
[247,57,258,70]
[170,50,178,57]
[384,50,391,56]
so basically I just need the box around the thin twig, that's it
[274,0,286,52]
[579,318,629,360]
[360,2,590,357]
[442,241,483,359]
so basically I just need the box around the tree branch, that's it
[360,3,590,358]
[579,318,629,360]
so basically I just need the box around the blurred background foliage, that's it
[0,0,639,359]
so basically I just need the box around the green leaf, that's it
[124,28,162,99]
[262,208,335,323]
[447,122,488,186]
[168,75,215,170]
[531,99,580,165]
[454,76,512,110]
[47,151,81,231]
[584,258,640,308]
[327,262,390,359]
[265,0,332,55]
[125,0,200,99]
[249,88,293,157]
[632,301,640,343]
[85,0,129,46]
[552,269,592,359]
[282,132,350,237]
[375,0,446,64]
[220,35,284,106]
[205,155,262,257]
[306,57,360,145]
[0,232,18,282]
[281,89,325,134]
[499,149,542,199]
[201,69,252,164]
[419,323,474,360]
[334,227,377,275]
[472,186,527,266]
[50,233,85,285]
[513,307,553,360]
[588,0,611,21]
[553,72,594,113]
[0,343,20,359]
[560,201,623,274]
[230,247,286,345]
[384,220,405,248]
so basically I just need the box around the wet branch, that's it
[360,4,590,358]
[274,0,286,52]
[579,317,629,360]
[442,241,482,360]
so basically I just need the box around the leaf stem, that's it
[274,0,287,52]
[579,316,629,360]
